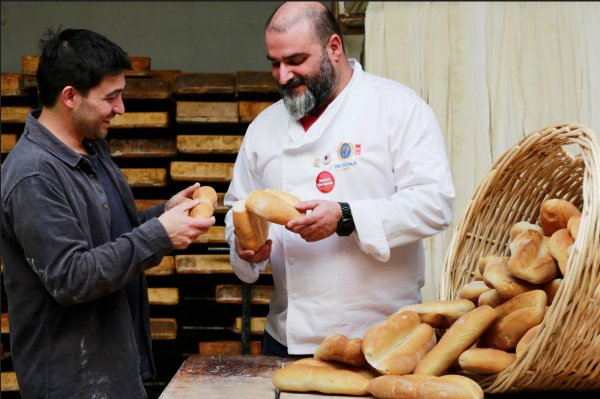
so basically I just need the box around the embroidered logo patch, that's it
[337,142,354,161]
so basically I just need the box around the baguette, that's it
[507,230,559,284]
[458,281,491,304]
[314,333,369,368]
[399,300,475,329]
[548,228,574,276]
[483,256,537,299]
[362,311,436,375]
[272,358,375,396]
[540,198,581,236]
[189,185,218,218]
[509,221,543,241]
[368,374,483,399]
[414,305,497,376]
[245,188,303,225]
[477,289,505,308]
[232,200,270,251]
[458,348,516,374]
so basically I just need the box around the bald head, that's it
[266,2,344,48]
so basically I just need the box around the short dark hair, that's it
[266,3,345,50]
[36,28,131,107]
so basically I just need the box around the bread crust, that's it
[232,200,269,251]
[314,334,369,368]
[245,189,302,225]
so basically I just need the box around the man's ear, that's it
[61,86,78,109]
[327,34,345,61]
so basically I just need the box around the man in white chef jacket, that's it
[224,1,455,356]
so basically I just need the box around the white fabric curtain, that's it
[364,1,600,301]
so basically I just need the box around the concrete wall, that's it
[1,1,363,74]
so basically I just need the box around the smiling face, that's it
[266,22,337,119]
[72,73,126,140]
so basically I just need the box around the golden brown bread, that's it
[232,200,270,251]
[245,188,303,225]
[189,185,217,218]
[398,300,475,329]
[458,348,516,374]
[314,333,369,368]
[567,214,581,240]
[516,324,541,357]
[362,311,436,375]
[509,221,543,241]
[413,305,497,376]
[482,256,537,299]
[548,228,575,276]
[540,198,581,236]
[542,278,561,305]
[477,289,505,308]
[272,357,375,396]
[368,374,484,399]
[458,281,492,304]
[479,290,546,350]
[507,230,559,284]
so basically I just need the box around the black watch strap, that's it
[336,202,355,236]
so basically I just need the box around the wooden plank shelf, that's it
[135,199,165,212]
[1,133,18,154]
[215,284,274,305]
[198,340,261,356]
[123,78,172,99]
[1,106,31,123]
[109,138,177,158]
[176,101,238,123]
[170,161,234,182]
[193,225,226,244]
[1,313,8,334]
[1,371,18,392]
[176,135,243,154]
[233,317,265,335]
[125,56,152,77]
[148,287,179,305]
[1,73,25,96]
[150,317,177,340]
[121,168,168,187]
[110,112,169,128]
[175,254,232,274]
[173,73,236,97]
[146,256,175,276]
[236,71,278,95]
[239,101,274,123]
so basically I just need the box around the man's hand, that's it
[286,200,342,242]
[165,182,200,211]
[234,237,272,263]
[159,199,215,249]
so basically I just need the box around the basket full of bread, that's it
[269,123,600,397]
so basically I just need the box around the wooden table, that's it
[158,355,373,399]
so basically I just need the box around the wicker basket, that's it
[439,123,600,392]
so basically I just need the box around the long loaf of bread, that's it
[245,188,303,225]
[232,199,270,251]
[314,333,369,368]
[368,374,484,399]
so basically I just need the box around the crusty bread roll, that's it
[245,188,302,225]
[399,300,475,329]
[542,278,561,305]
[232,200,270,251]
[414,305,497,376]
[567,214,581,240]
[509,221,543,241]
[458,281,492,304]
[477,255,496,276]
[515,324,541,357]
[362,311,436,376]
[540,198,581,236]
[482,256,537,299]
[189,185,218,218]
[477,289,505,308]
[272,357,375,396]
[479,290,546,350]
[458,348,516,374]
[314,333,369,368]
[507,230,559,284]
[368,374,483,399]
[548,228,574,276]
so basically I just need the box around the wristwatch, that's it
[336,202,355,236]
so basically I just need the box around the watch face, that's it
[337,218,354,236]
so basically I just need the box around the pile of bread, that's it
[232,188,303,248]
[272,198,582,398]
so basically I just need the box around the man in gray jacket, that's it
[1,28,214,398]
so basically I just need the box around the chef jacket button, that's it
[290,293,298,300]
[288,257,295,264]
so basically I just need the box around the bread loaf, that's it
[414,305,497,376]
[272,357,375,396]
[189,185,217,218]
[232,200,270,251]
[362,311,436,375]
[507,230,559,284]
[479,290,546,350]
[515,324,541,357]
[509,221,543,241]
[398,300,475,329]
[482,256,537,299]
[458,281,492,304]
[245,188,302,225]
[314,333,369,368]
[549,228,574,276]
[477,289,505,308]
[542,278,561,305]
[458,348,516,374]
[567,214,581,240]
[540,198,581,236]
[368,374,483,399]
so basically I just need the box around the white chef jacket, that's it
[224,60,455,354]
